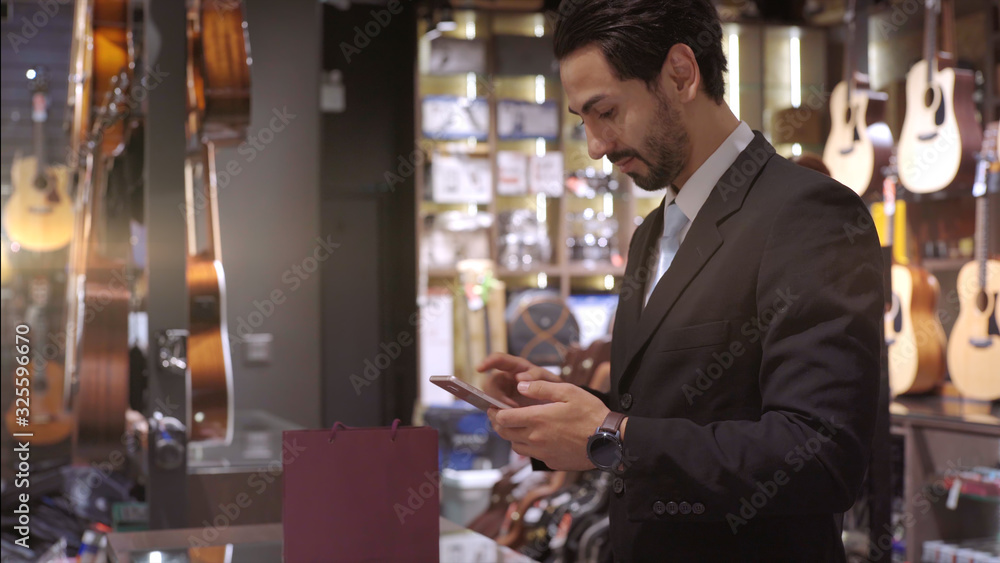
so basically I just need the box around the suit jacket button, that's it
[612,477,625,495]
[652,500,666,516]
[665,501,679,515]
[679,501,692,515]
[692,502,705,515]
[620,393,633,410]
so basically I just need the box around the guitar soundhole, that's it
[923,86,935,109]
[34,174,48,191]
[976,290,989,313]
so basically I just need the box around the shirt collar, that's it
[662,121,754,234]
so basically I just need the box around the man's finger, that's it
[477,353,534,375]
[516,380,574,403]
[515,369,561,383]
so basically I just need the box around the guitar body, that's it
[948,258,1000,400]
[5,361,73,446]
[4,155,74,251]
[898,59,981,194]
[886,264,947,395]
[182,0,251,444]
[823,80,893,198]
[187,255,234,443]
[69,254,131,458]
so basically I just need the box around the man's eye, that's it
[599,109,614,119]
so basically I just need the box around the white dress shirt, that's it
[644,121,754,305]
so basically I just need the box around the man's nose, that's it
[587,125,615,161]
[587,121,621,161]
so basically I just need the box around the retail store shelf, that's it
[565,263,626,277]
[922,257,970,272]
[941,476,1000,504]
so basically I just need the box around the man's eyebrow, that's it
[567,94,607,116]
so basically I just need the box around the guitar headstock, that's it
[27,67,49,96]
[972,122,997,197]
[27,67,49,123]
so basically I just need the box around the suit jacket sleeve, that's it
[620,181,883,521]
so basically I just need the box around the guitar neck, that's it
[32,92,48,171]
[883,175,897,258]
[940,0,956,57]
[975,193,991,289]
[843,0,856,93]
[34,121,47,171]
[205,142,223,261]
[185,142,223,261]
[924,0,938,82]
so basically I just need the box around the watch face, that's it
[588,433,622,469]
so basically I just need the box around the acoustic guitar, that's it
[883,160,947,395]
[183,0,252,444]
[4,279,73,445]
[64,0,134,461]
[4,68,74,252]
[948,122,1000,401]
[897,0,981,195]
[822,0,893,200]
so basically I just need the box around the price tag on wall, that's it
[497,100,559,140]
[530,152,564,197]
[497,151,528,196]
[422,96,489,140]
[428,37,487,75]
[432,154,492,204]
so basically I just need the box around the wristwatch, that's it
[586,411,626,472]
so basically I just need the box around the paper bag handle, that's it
[328,418,402,442]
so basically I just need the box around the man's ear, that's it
[658,43,700,103]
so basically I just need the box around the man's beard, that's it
[609,93,689,191]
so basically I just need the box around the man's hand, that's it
[479,353,562,408]
[487,380,610,471]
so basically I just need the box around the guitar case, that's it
[506,290,580,367]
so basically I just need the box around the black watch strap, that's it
[599,411,626,434]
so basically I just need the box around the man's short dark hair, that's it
[553,0,728,104]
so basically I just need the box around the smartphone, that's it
[429,375,511,411]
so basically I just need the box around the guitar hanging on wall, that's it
[183,0,252,444]
[947,122,1000,401]
[5,277,73,445]
[4,68,74,252]
[822,0,893,200]
[882,158,947,396]
[62,0,135,462]
[897,0,981,195]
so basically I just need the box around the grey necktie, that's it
[644,201,689,306]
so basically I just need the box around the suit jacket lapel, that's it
[611,198,664,383]
[615,132,777,391]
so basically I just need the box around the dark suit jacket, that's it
[594,132,883,562]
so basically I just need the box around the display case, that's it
[890,396,1000,563]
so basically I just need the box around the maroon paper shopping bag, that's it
[282,420,439,563]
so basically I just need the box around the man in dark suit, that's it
[482,0,884,561]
